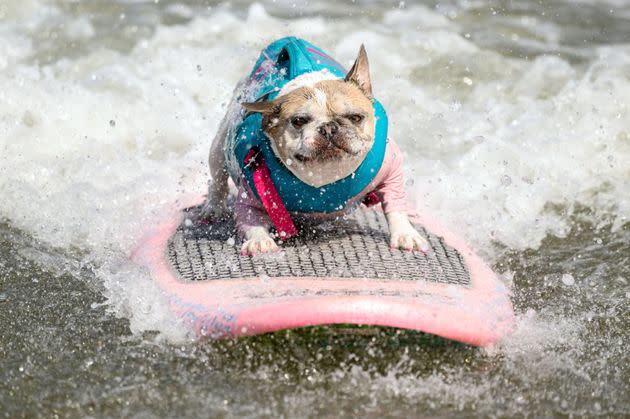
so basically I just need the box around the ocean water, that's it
[0,0,629,417]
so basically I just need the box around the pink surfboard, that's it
[131,197,514,346]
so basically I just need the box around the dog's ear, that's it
[345,44,372,100]
[241,99,279,114]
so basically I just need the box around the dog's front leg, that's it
[386,211,430,253]
[235,183,279,256]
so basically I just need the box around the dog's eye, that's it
[291,116,310,128]
[348,114,364,124]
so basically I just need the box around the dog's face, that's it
[242,46,375,187]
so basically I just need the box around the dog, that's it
[200,38,429,256]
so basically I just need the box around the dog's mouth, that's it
[294,153,313,163]
[294,141,360,163]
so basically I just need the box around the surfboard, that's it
[131,198,514,346]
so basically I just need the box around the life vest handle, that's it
[244,149,298,240]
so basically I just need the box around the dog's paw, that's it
[241,226,279,256]
[390,226,430,253]
[241,236,279,256]
[197,199,229,222]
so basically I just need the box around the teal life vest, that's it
[228,36,388,214]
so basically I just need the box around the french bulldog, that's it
[201,44,429,256]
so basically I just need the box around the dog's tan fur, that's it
[242,81,375,187]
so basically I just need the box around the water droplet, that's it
[561,273,575,286]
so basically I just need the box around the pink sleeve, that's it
[234,179,272,234]
[373,139,409,214]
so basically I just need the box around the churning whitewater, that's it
[0,1,628,417]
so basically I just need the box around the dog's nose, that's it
[317,122,338,139]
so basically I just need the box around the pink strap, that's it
[245,150,298,240]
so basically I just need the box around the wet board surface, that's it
[169,206,470,285]
[132,198,514,346]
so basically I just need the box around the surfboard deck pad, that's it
[170,206,470,285]
[132,199,514,346]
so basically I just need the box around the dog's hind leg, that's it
[198,119,230,219]
[198,79,246,220]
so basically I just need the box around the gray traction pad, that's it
[167,206,471,286]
